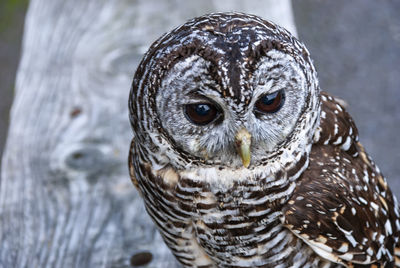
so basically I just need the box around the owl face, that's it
[130,12,320,170]
[156,51,309,168]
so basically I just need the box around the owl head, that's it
[129,12,320,171]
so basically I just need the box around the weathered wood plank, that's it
[0,1,296,267]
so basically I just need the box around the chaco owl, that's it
[128,12,400,267]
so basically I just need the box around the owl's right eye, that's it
[184,103,220,125]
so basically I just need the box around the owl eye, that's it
[184,103,220,125]
[255,90,285,114]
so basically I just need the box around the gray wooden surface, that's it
[0,1,296,267]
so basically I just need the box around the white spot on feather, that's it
[337,243,348,253]
[370,202,379,211]
[376,247,383,259]
[341,136,351,151]
[345,234,358,248]
[351,207,356,215]
[378,234,385,244]
[333,124,339,135]
[339,253,354,261]
[385,219,393,235]
[333,136,342,145]
[358,197,368,205]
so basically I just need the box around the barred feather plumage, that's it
[128,12,400,267]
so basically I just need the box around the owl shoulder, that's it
[313,91,359,158]
[280,92,400,266]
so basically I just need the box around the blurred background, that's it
[1,0,399,194]
[0,0,27,165]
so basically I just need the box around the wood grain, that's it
[0,1,296,267]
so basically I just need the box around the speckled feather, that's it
[128,12,400,268]
[283,93,400,267]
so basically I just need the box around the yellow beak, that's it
[235,128,252,168]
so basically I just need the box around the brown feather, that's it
[129,139,140,191]
[283,92,400,267]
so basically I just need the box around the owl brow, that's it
[186,90,207,99]
[185,92,222,107]
[186,82,221,96]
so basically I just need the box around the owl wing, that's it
[282,92,400,266]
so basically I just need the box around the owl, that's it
[128,12,400,267]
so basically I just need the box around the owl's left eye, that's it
[184,103,220,125]
[255,90,285,114]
